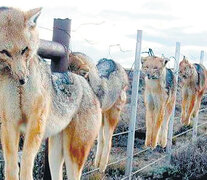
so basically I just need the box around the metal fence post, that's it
[43,18,71,180]
[200,50,204,65]
[51,18,71,72]
[125,30,142,179]
[192,50,205,141]
[166,42,181,157]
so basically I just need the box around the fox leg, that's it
[63,111,101,180]
[98,107,120,172]
[183,94,197,125]
[63,122,95,180]
[181,92,188,124]
[145,105,154,147]
[94,117,104,168]
[20,96,48,180]
[1,115,20,180]
[158,98,175,148]
[97,91,126,172]
[192,91,204,118]
[49,133,64,180]
[151,104,165,149]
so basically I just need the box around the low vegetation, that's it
[139,136,207,179]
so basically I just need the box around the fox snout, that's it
[147,73,158,79]
[11,64,29,85]
[19,78,27,85]
[13,72,28,85]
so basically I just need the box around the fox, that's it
[178,57,207,125]
[141,56,176,149]
[68,52,128,172]
[0,7,102,180]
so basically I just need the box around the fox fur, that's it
[69,52,128,172]
[179,57,207,125]
[0,7,102,180]
[141,56,176,149]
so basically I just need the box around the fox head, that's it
[0,7,41,85]
[178,56,195,84]
[69,53,90,79]
[141,56,169,79]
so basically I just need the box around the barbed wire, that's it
[38,24,134,57]
[108,44,133,59]
[72,21,106,32]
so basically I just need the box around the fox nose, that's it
[19,79,25,85]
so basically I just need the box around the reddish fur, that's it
[64,118,96,173]
[94,91,127,172]
[23,96,47,151]
[0,8,103,180]
[106,109,120,129]
[68,52,128,172]
[142,56,176,149]
[1,112,20,180]
[151,106,165,148]
[179,58,207,125]
[188,95,196,115]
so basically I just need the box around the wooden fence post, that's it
[125,30,142,179]
[192,50,205,141]
[43,18,71,180]
[166,42,180,157]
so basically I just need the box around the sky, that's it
[2,0,207,68]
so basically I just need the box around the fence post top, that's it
[54,18,71,21]
[176,42,181,46]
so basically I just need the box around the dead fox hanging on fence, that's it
[0,7,102,180]
[179,57,207,125]
[68,52,128,172]
[141,56,176,149]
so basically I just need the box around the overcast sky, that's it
[2,0,207,68]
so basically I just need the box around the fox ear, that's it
[163,58,170,66]
[25,8,42,28]
[182,56,188,63]
[141,57,147,64]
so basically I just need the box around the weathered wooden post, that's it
[43,18,71,180]
[192,50,205,141]
[125,30,142,179]
[166,42,180,157]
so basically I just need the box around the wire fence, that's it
[81,108,207,178]
[79,29,207,179]
[0,25,206,180]
[122,132,207,180]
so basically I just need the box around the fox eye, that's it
[21,47,28,55]
[0,49,12,58]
